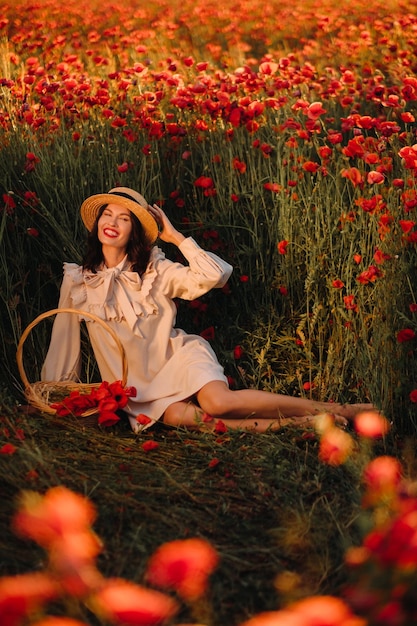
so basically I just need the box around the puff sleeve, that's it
[156,237,233,300]
[41,264,82,382]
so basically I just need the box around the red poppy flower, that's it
[0,443,17,455]
[343,295,358,312]
[51,390,96,417]
[407,232,417,243]
[146,538,219,601]
[12,486,98,554]
[24,161,36,173]
[264,182,282,193]
[342,137,366,158]
[399,219,416,233]
[307,101,326,119]
[379,213,393,227]
[231,345,243,360]
[259,61,279,75]
[214,420,227,434]
[341,167,364,187]
[98,396,119,413]
[319,427,354,466]
[203,188,217,198]
[246,119,259,133]
[2,193,16,213]
[202,228,219,240]
[107,380,136,407]
[111,116,127,128]
[332,279,344,289]
[373,249,390,264]
[232,157,246,174]
[97,408,120,427]
[396,328,416,343]
[398,145,417,169]
[302,160,320,173]
[364,153,379,165]
[318,146,332,161]
[362,456,402,504]
[25,152,40,162]
[23,191,39,207]
[142,440,159,451]
[328,131,343,144]
[367,171,384,184]
[0,573,58,626]
[194,175,214,189]
[354,411,390,438]
[200,326,215,340]
[291,595,363,626]
[277,240,288,254]
[91,579,177,625]
[357,265,383,284]
[260,142,273,156]
[401,189,417,212]
[136,414,152,425]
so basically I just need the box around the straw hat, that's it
[80,187,158,245]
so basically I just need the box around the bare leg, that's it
[162,399,320,433]
[197,381,373,423]
[161,378,373,432]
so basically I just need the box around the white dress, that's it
[41,237,233,432]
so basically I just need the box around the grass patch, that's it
[0,393,387,625]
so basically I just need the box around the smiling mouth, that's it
[103,228,118,238]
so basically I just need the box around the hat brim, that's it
[80,193,158,245]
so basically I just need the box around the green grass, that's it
[0,394,381,625]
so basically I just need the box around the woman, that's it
[42,186,373,433]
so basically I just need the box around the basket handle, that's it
[16,307,128,392]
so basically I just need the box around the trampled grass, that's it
[0,395,376,625]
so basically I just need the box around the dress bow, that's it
[84,266,144,337]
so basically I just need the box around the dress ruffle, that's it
[62,248,165,336]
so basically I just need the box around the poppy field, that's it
[2,0,417,432]
[2,0,417,624]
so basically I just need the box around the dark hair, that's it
[82,205,152,274]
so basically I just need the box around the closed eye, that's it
[103,210,131,221]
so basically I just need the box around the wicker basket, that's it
[16,307,128,418]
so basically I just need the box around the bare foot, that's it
[333,415,349,429]
[336,403,376,420]
[279,413,348,430]
[278,415,317,429]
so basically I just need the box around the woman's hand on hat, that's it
[147,204,185,246]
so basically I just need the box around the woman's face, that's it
[97,204,133,252]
